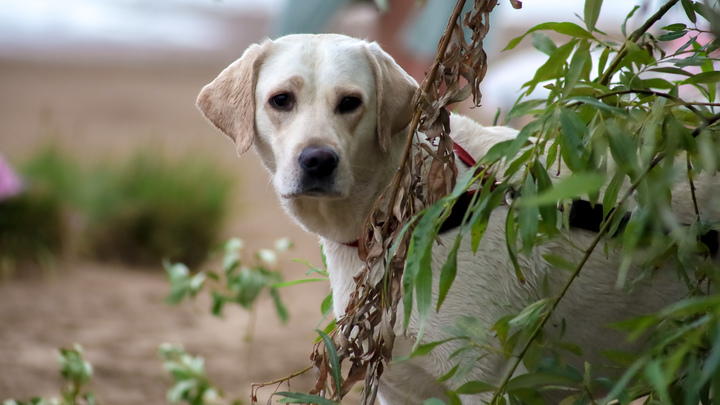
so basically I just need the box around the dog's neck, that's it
[280,130,407,244]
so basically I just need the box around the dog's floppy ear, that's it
[364,42,419,152]
[196,42,269,156]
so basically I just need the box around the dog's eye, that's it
[337,96,362,114]
[269,93,294,110]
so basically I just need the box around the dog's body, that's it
[198,34,719,404]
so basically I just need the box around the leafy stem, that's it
[595,89,706,121]
[489,153,665,403]
[378,0,467,235]
[597,0,681,86]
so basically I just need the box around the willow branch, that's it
[692,111,720,137]
[489,154,664,403]
[379,0,467,233]
[595,89,706,121]
[597,0,680,86]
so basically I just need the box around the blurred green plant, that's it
[3,344,97,405]
[2,146,233,269]
[84,152,232,268]
[158,344,238,405]
[165,238,294,340]
[0,188,65,274]
[163,238,334,404]
[0,147,75,274]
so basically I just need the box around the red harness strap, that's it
[453,141,477,168]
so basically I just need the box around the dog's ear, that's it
[196,42,269,156]
[364,42,419,152]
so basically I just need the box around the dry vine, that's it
[304,1,522,404]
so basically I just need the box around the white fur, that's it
[198,34,719,404]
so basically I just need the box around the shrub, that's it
[0,187,65,274]
[82,151,233,268]
[0,147,74,274]
[2,146,233,269]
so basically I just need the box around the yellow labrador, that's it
[197,34,718,404]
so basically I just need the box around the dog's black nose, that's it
[298,146,339,178]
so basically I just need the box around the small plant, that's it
[165,238,296,340]
[158,344,236,405]
[3,344,98,405]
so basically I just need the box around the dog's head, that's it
[197,34,417,203]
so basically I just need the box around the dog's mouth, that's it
[281,188,344,200]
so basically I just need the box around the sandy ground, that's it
[0,16,336,404]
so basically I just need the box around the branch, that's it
[250,365,312,403]
[595,89,706,121]
[489,153,665,403]
[380,0,468,234]
[692,111,720,137]
[598,0,681,86]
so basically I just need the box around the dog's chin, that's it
[280,188,346,200]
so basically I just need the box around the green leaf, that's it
[270,278,328,288]
[507,99,546,119]
[223,251,240,275]
[700,323,720,384]
[505,207,524,282]
[584,0,603,33]
[602,171,624,219]
[423,399,447,405]
[658,30,688,41]
[270,288,289,323]
[597,46,611,76]
[315,329,342,396]
[558,109,588,172]
[530,32,557,55]
[509,298,550,328]
[662,23,687,31]
[410,338,457,358]
[320,243,327,268]
[542,253,576,272]
[682,71,720,85]
[606,122,638,176]
[437,237,461,311]
[320,293,333,315]
[519,174,539,253]
[438,364,459,383]
[644,359,671,402]
[405,199,447,332]
[562,40,591,98]
[506,372,578,391]
[532,163,557,231]
[454,380,496,395]
[523,40,578,94]
[275,392,339,405]
[505,22,594,51]
[210,292,228,316]
[681,0,697,24]
[603,357,645,402]
[520,173,606,207]
[570,96,627,115]
[621,6,640,37]
[647,66,693,76]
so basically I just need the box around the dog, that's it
[197,34,719,404]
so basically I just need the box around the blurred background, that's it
[0,0,680,403]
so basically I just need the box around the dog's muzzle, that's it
[297,146,339,195]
